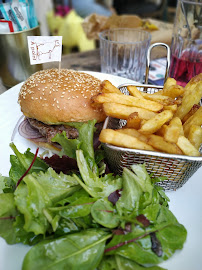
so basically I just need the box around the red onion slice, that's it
[18,118,46,142]
[11,115,24,142]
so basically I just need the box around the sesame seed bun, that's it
[18,69,106,124]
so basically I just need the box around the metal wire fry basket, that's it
[102,83,202,191]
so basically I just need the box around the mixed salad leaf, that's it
[0,120,187,270]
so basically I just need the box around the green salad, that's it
[0,120,187,270]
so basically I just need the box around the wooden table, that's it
[44,49,101,72]
[0,47,168,94]
[44,46,167,72]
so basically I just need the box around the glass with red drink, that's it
[169,0,202,87]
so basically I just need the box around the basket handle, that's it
[145,42,171,85]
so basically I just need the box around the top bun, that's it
[18,69,106,124]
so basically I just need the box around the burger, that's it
[18,68,106,152]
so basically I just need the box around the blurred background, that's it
[0,0,178,91]
[33,0,177,54]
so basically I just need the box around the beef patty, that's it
[27,118,79,143]
[27,118,103,144]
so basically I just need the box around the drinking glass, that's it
[169,0,202,86]
[99,28,151,83]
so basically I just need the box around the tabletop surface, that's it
[0,47,167,95]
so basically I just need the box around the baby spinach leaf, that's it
[155,224,187,261]
[71,215,94,230]
[48,197,97,219]
[22,229,112,270]
[61,197,96,218]
[105,205,187,265]
[140,204,161,224]
[115,255,166,270]
[107,232,163,265]
[105,226,163,265]
[54,217,81,236]
[98,255,166,270]
[99,255,167,269]
[54,215,94,235]
[98,255,117,270]
[91,198,120,228]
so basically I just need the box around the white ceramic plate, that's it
[0,71,201,270]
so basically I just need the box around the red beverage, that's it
[169,54,202,87]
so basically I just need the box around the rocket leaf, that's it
[22,229,112,270]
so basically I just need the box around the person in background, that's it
[113,0,166,17]
[62,0,113,18]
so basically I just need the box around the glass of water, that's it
[99,28,151,83]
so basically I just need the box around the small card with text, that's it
[27,36,62,65]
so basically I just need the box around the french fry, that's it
[188,125,202,150]
[117,128,148,143]
[103,103,157,120]
[128,85,175,105]
[92,93,163,112]
[181,104,200,124]
[127,85,144,98]
[163,104,178,113]
[140,119,147,127]
[154,85,184,98]
[174,95,183,105]
[163,77,177,90]
[183,107,202,137]
[118,128,182,154]
[139,110,173,134]
[155,124,168,136]
[101,80,123,95]
[164,117,183,143]
[141,92,175,106]
[184,73,202,97]
[99,129,155,151]
[176,136,201,156]
[147,134,183,155]
[126,112,141,129]
[175,81,202,119]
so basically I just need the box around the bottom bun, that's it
[27,139,61,154]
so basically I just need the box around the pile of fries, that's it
[92,74,202,157]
